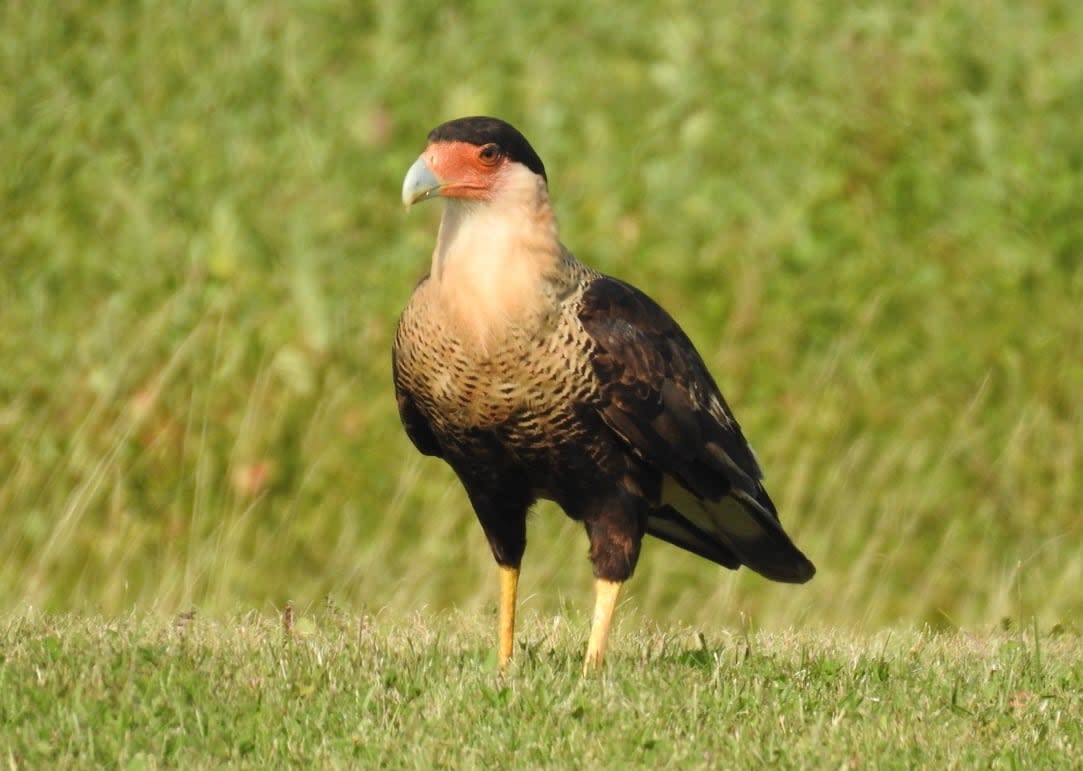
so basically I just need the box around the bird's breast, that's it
[395,289,597,441]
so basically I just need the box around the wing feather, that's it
[579,276,814,583]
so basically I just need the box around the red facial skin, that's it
[422,140,509,201]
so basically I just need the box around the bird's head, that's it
[402,117,547,208]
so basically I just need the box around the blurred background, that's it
[2,1,1080,630]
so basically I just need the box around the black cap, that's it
[427,116,547,182]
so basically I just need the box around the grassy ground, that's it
[3,9,1082,764]
[2,610,1080,768]
[3,0,1081,638]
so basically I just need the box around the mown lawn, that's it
[2,611,1079,769]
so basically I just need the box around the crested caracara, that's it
[395,117,814,672]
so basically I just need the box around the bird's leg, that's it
[579,489,645,672]
[583,578,623,673]
[498,564,519,670]
[461,479,529,671]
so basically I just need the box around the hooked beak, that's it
[401,156,442,207]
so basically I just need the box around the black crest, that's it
[428,116,547,182]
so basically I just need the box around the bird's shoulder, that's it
[576,274,766,496]
[576,274,716,401]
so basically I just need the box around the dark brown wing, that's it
[579,276,814,583]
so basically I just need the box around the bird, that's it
[394,116,815,672]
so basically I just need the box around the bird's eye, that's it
[478,144,503,165]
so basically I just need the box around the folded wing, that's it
[579,277,815,583]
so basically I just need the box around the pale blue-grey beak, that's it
[402,156,442,207]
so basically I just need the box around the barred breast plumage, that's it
[393,257,605,485]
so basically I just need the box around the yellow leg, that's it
[583,578,623,673]
[498,565,519,670]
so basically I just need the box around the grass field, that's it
[2,610,1080,768]
[2,1,1081,765]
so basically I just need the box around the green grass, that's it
[2,611,1080,768]
[3,0,1082,633]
